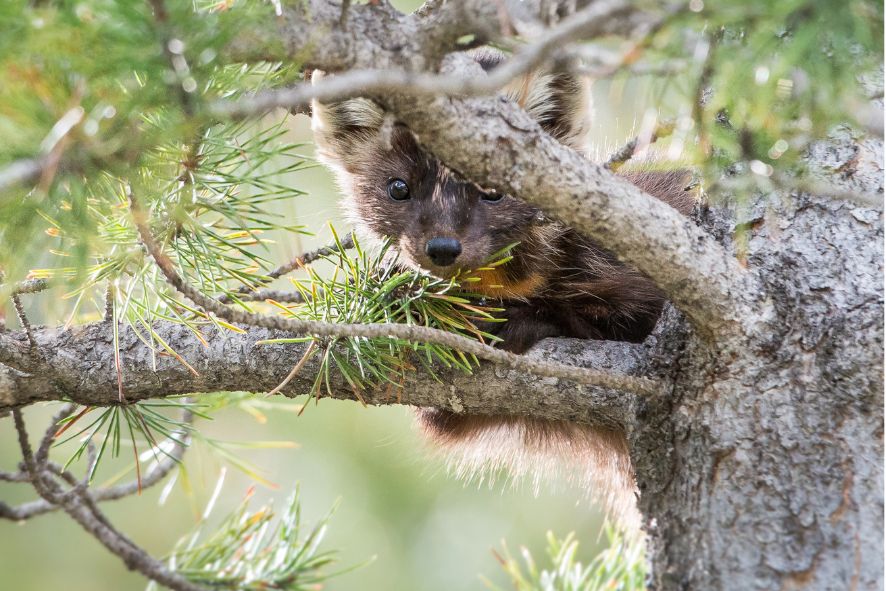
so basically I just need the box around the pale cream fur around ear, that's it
[310,70,385,174]
[470,47,593,152]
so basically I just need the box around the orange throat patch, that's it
[469,267,546,300]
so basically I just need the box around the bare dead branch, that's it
[11,294,36,349]
[604,119,676,170]
[2,278,49,296]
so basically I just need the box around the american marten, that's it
[311,51,694,525]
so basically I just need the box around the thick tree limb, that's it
[382,89,771,342]
[0,322,651,430]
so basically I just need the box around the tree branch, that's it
[128,190,661,395]
[212,0,636,119]
[1,406,193,521]
[0,156,49,193]
[10,409,208,591]
[214,0,772,341]
[0,322,653,430]
[604,119,676,170]
[381,90,772,341]
[219,232,355,304]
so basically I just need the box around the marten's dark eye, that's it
[387,178,411,201]
[482,192,504,203]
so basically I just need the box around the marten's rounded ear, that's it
[519,71,591,151]
[470,48,591,151]
[311,70,385,171]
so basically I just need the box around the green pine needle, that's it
[157,486,364,591]
[258,231,507,404]
[484,525,646,591]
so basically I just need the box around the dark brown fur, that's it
[311,54,694,526]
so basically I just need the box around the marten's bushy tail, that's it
[416,409,640,530]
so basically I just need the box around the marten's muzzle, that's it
[424,237,462,267]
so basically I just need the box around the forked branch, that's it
[9,409,207,591]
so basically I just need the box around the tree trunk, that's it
[634,131,884,590]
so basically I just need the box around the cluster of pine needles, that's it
[259,228,510,408]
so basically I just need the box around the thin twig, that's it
[235,289,310,304]
[1,407,194,521]
[9,408,206,591]
[268,341,317,396]
[129,190,662,396]
[0,157,48,193]
[692,31,720,157]
[12,294,36,349]
[219,233,354,304]
[565,3,683,79]
[1,278,49,296]
[605,119,676,170]
[711,171,884,210]
[104,283,115,323]
[414,0,446,18]
[0,470,29,483]
[212,0,636,119]
[36,404,76,465]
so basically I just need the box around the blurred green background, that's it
[0,0,694,585]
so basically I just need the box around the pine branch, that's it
[129,189,662,395]
[1,406,193,521]
[219,232,355,304]
[10,409,208,591]
[215,0,773,341]
[212,0,635,119]
[0,321,652,430]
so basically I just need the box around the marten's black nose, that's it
[425,237,462,267]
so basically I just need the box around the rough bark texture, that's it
[2,2,882,590]
[0,323,645,431]
[381,86,771,342]
[632,132,884,590]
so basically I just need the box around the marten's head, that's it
[311,50,590,279]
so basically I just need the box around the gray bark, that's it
[0,324,646,431]
[632,132,884,590]
[1,2,882,590]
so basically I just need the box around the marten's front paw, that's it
[477,304,563,354]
